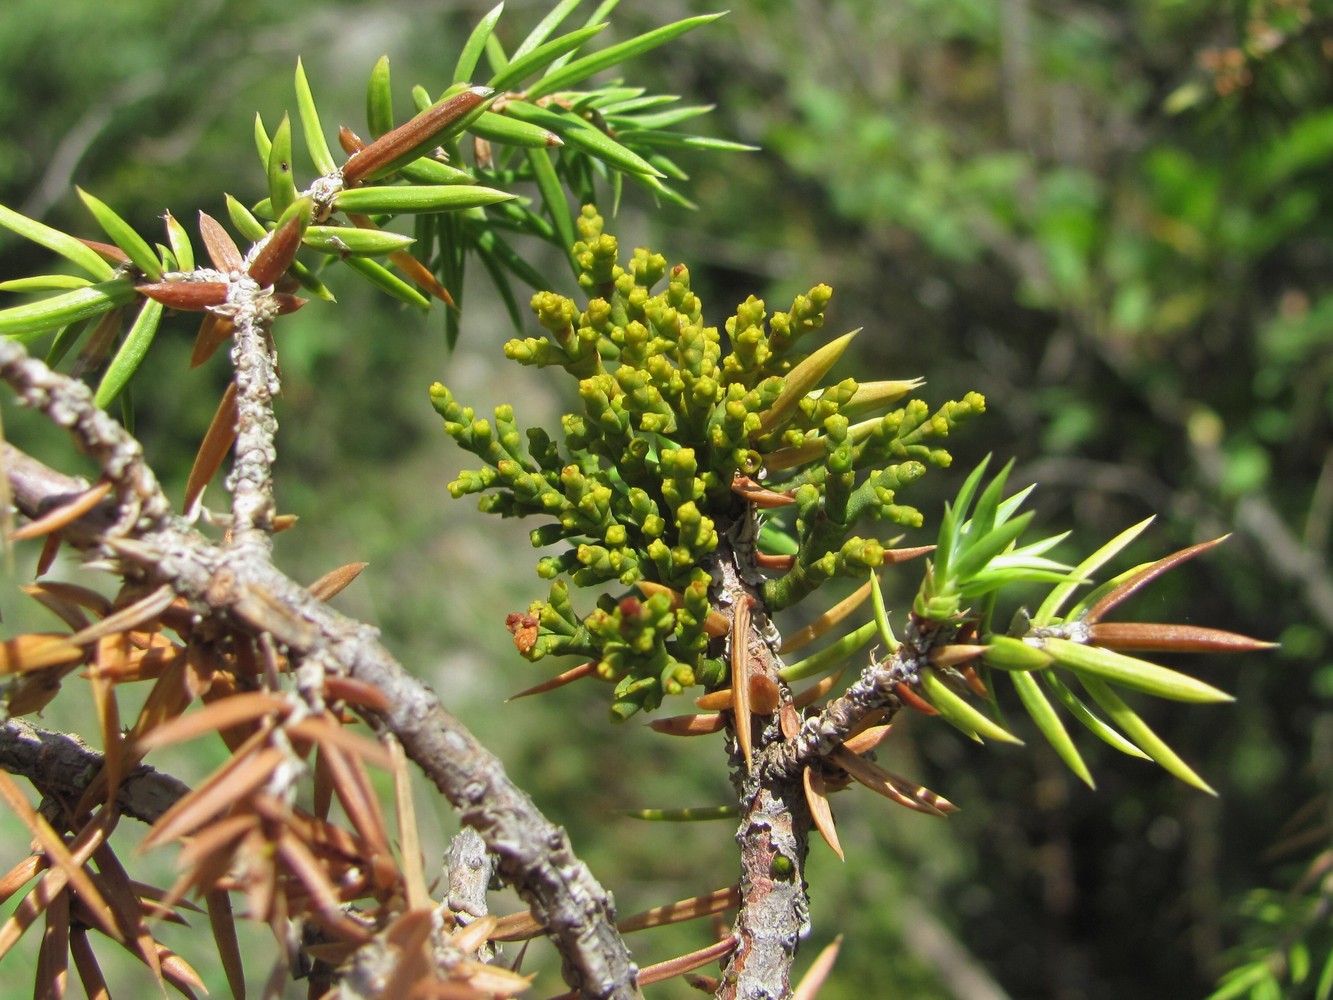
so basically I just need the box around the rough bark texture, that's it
[0,719,188,825]
[713,521,812,999]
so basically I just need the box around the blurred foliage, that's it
[0,0,1330,998]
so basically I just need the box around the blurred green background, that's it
[0,0,1330,997]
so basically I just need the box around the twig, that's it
[224,299,280,548]
[713,530,811,1000]
[0,339,171,535]
[0,719,188,825]
[446,826,499,962]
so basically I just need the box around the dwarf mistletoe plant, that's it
[0,4,1271,1000]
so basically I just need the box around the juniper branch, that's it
[0,338,642,1000]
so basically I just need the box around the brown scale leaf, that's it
[239,825,277,925]
[285,715,392,770]
[82,634,128,815]
[375,910,436,998]
[125,646,226,750]
[928,644,989,669]
[792,934,843,1000]
[839,724,893,756]
[306,561,369,602]
[150,943,205,1000]
[276,832,372,943]
[506,661,595,701]
[247,208,306,287]
[69,306,123,381]
[76,238,129,265]
[5,665,69,716]
[388,735,429,912]
[0,855,46,906]
[748,673,781,715]
[830,748,954,818]
[69,927,110,1000]
[143,743,285,850]
[0,634,83,674]
[206,890,245,1000]
[88,642,183,684]
[636,936,738,989]
[0,779,118,947]
[780,702,802,739]
[454,956,532,998]
[781,582,872,655]
[341,87,492,186]
[39,883,70,1000]
[338,125,366,156]
[161,814,257,915]
[882,544,937,565]
[489,909,545,944]
[135,690,290,753]
[844,708,888,740]
[1086,621,1277,654]
[189,312,234,368]
[892,681,938,716]
[647,712,726,737]
[65,584,174,648]
[136,281,229,311]
[731,474,796,509]
[617,887,740,934]
[793,667,845,709]
[803,767,844,861]
[36,535,61,577]
[310,741,397,890]
[10,481,111,542]
[322,675,392,712]
[1084,535,1230,623]
[694,688,732,712]
[183,380,238,513]
[88,841,166,988]
[24,581,112,625]
[197,211,245,272]
[732,599,754,771]
[346,212,456,306]
[450,914,497,956]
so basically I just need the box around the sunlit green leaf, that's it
[76,189,162,281]
[1044,637,1233,703]
[919,668,1023,744]
[527,13,726,100]
[468,111,564,149]
[295,58,337,176]
[504,100,663,176]
[333,185,514,215]
[512,0,584,59]
[303,226,416,257]
[1011,669,1094,787]
[455,3,505,84]
[1040,671,1147,758]
[1080,676,1215,793]
[0,204,116,281]
[488,24,607,93]
[267,113,298,216]
[526,148,576,261]
[367,55,394,138]
[94,298,163,408]
[0,275,94,293]
[1033,517,1156,626]
[0,279,136,340]
[779,620,876,682]
[341,255,431,309]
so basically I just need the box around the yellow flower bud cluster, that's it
[433,208,984,718]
